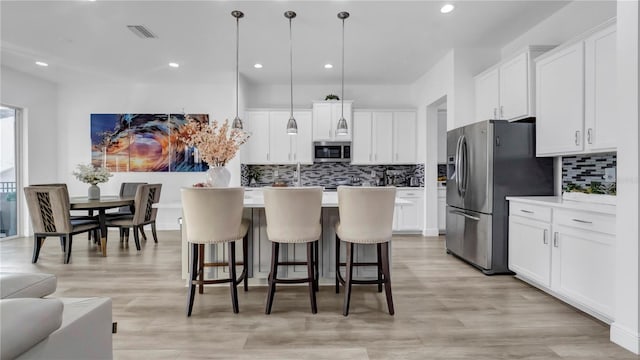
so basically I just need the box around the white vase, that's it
[88,184,100,200]
[206,166,231,187]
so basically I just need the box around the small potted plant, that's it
[246,167,263,187]
[325,94,340,101]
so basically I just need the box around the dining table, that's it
[70,196,134,256]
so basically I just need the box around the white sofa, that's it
[0,272,113,360]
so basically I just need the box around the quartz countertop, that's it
[506,196,616,215]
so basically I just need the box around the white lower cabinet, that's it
[438,188,446,233]
[508,199,615,322]
[393,189,424,233]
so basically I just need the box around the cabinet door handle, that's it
[374,154,377,161]
[499,105,504,119]
[572,218,593,224]
[395,153,399,161]
[543,229,548,245]
[294,153,297,161]
[267,152,270,161]
[369,154,372,162]
[587,128,593,144]
[575,130,580,146]
[520,209,534,214]
[553,232,559,248]
[493,108,497,119]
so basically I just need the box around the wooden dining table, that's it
[70,196,134,256]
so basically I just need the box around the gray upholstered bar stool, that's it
[181,187,249,315]
[335,186,396,316]
[263,187,322,314]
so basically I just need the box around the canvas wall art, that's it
[91,113,209,172]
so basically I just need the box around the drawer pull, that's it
[553,232,559,248]
[571,218,593,224]
[520,209,534,214]
[543,229,548,245]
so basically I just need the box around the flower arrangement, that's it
[73,164,113,185]
[178,118,250,167]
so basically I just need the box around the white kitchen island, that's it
[157,189,409,284]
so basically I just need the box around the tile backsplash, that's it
[562,153,616,195]
[242,163,425,188]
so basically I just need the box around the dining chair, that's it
[335,186,396,316]
[263,187,322,314]
[104,184,162,250]
[111,182,147,242]
[181,187,249,315]
[24,186,101,264]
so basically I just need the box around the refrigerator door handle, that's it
[455,136,462,195]
[449,209,480,221]
[460,136,468,196]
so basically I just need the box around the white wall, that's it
[56,74,237,230]
[247,83,414,109]
[612,0,640,354]
[1,66,59,235]
[502,0,616,59]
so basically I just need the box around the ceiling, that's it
[1,1,571,86]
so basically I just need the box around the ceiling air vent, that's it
[127,25,157,39]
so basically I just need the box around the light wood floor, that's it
[1,231,638,360]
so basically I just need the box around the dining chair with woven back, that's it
[104,184,162,250]
[24,186,101,264]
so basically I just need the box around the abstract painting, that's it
[168,114,209,172]
[91,113,209,172]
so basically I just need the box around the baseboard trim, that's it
[422,228,439,237]
[611,322,640,354]
[156,222,181,231]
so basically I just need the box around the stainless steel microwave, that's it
[313,141,351,163]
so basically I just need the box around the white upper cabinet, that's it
[242,111,270,164]
[475,68,500,121]
[536,21,616,156]
[352,110,417,165]
[536,42,585,156]
[393,111,417,164]
[499,52,530,120]
[352,111,373,164]
[312,101,352,141]
[584,25,617,152]
[244,109,312,164]
[474,46,553,122]
[373,112,393,164]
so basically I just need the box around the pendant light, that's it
[231,10,244,130]
[285,11,298,135]
[336,11,350,136]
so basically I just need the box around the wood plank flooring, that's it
[1,232,638,359]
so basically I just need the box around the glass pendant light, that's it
[285,11,298,135]
[336,12,350,136]
[231,10,244,130]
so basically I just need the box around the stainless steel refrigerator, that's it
[446,120,554,274]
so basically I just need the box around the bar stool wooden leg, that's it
[307,242,318,314]
[187,243,199,316]
[265,242,280,314]
[242,234,249,292]
[314,240,319,292]
[228,241,239,314]
[343,242,354,316]
[198,244,205,294]
[377,243,383,293]
[335,235,340,294]
[381,242,394,315]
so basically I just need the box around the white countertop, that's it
[506,196,616,215]
[157,191,411,209]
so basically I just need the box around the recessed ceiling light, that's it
[35,61,48,67]
[324,64,333,69]
[254,63,263,69]
[440,4,455,13]
[168,62,179,68]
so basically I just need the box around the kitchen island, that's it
[157,189,409,284]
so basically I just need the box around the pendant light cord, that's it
[289,17,294,119]
[341,17,345,119]
[235,16,240,120]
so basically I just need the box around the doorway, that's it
[0,105,20,239]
